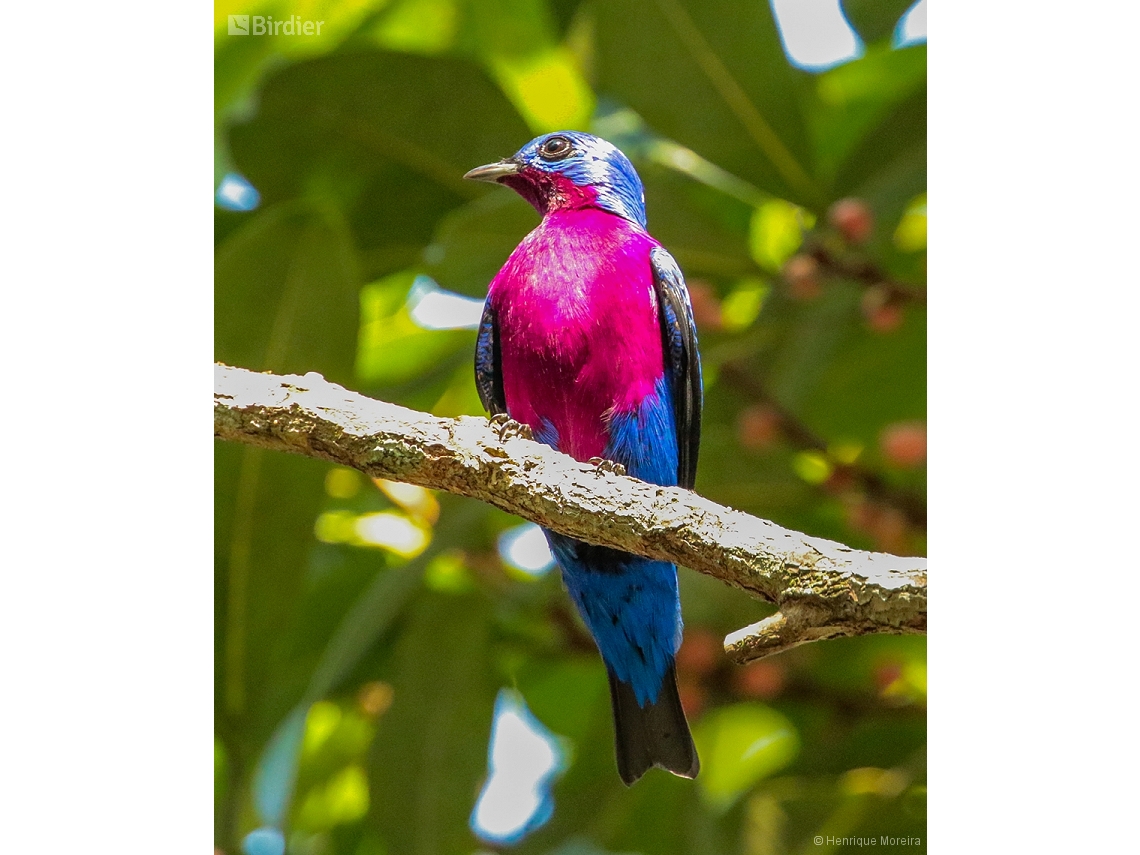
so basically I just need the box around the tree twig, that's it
[806,241,927,305]
[214,364,927,663]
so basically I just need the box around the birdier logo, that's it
[227,14,325,36]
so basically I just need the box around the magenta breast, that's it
[489,208,664,462]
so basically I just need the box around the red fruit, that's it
[829,198,874,244]
[874,659,904,691]
[784,254,818,280]
[862,285,904,332]
[676,627,722,677]
[847,498,909,553]
[845,497,880,536]
[686,280,723,331]
[881,422,927,468]
[737,404,782,450]
[789,278,822,301]
[871,507,908,554]
[357,681,394,718]
[783,254,821,300]
[733,660,786,699]
[868,304,903,332]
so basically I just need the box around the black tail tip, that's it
[608,665,699,786]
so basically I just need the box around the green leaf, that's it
[639,161,757,279]
[237,503,490,843]
[893,193,927,252]
[214,442,333,747]
[801,302,926,444]
[215,190,362,823]
[214,199,360,383]
[214,0,403,122]
[301,562,426,702]
[693,703,799,810]
[811,45,926,242]
[369,590,499,855]
[841,0,916,44]
[810,44,926,188]
[356,271,475,385]
[517,658,608,750]
[214,20,277,123]
[748,199,812,273]
[366,0,461,55]
[837,96,926,248]
[301,499,488,705]
[601,772,703,855]
[456,0,595,132]
[762,284,864,412]
[215,737,229,841]
[593,0,821,208]
[226,49,533,280]
[296,762,371,829]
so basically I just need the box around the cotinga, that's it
[467,131,702,785]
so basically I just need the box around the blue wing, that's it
[649,247,703,490]
[475,300,506,416]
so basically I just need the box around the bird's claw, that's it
[588,457,627,476]
[489,413,535,442]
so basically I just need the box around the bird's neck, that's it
[502,170,646,228]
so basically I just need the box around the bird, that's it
[465,131,703,785]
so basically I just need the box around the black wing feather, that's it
[475,300,506,416]
[649,246,703,490]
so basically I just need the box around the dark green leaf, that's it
[214,442,332,749]
[227,50,532,277]
[214,199,360,383]
[593,0,821,208]
[830,80,926,243]
[800,305,926,445]
[841,0,916,44]
[641,162,757,279]
[809,45,926,189]
[369,590,499,855]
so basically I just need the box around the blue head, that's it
[464,131,647,228]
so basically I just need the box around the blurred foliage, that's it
[215,0,926,853]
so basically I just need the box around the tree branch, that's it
[214,364,926,663]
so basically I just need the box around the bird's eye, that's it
[538,136,573,161]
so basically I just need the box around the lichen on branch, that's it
[214,363,927,662]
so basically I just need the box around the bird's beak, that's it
[463,159,522,183]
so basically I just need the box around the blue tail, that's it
[547,536,680,705]
[546,534,698,784]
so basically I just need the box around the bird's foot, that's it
[489,413,535,443]
[588,457,627,477]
